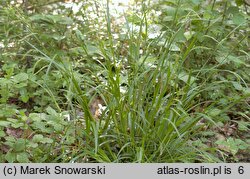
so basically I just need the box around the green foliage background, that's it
[0,0,249,162]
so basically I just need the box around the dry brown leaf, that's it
[90,97,105,120]
[6,127,23,138]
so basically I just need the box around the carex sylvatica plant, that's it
[0,0,249,162]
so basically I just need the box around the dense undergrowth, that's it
[0,0,249,163]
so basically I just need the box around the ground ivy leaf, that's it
[232,81,243,91]
[232,13,246,25]
[0,131,5,137]
[46,106,57,116]
[5,151,16,163]
[41,137,53,144]
[13,73,28,83]
[13,139,26,152]
[208,108,221,117]
[17,153,29,163]
[0,121,11,127]
[32,134,44,143]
